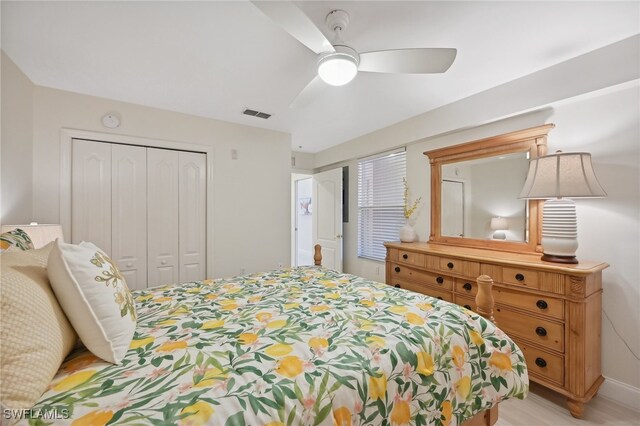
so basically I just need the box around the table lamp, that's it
[490,217,509,240]
[519,151,606,263]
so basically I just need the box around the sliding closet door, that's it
[71,140,112,252]
[147,148,180,287]
[179,152,206,282]
[112,144,147,290]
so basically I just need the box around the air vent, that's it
[243,108,272,119]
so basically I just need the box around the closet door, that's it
[71,140,112,252]
[179,152,206,282]
[147,148,180,287]
[112,144,147,290]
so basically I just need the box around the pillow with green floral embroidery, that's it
[0,228,34,252]
[47,240,136,364]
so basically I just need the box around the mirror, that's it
[424,124,554,253]
[441,151,529,241]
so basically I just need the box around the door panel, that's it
[147,149,179,287]
[112,144,147,290]
[71,140,112,252]
[312,168,343,271]
[442,180,464,237]
[179,152,206,282]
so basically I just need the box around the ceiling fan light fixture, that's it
[317,46,359,86]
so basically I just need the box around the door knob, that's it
[161,260,167,265]
[126,263,133,268]
[336,234,343,239]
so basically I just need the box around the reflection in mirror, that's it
[441,152,529,242]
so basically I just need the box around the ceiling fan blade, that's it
[251,1,335,55]
[359,48,457,74]
[290,76,326,108]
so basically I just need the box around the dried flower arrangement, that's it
[403,177,422,219]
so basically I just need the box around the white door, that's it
[147,148,180,287]
[112,144,147,290]
[178,151,206,282]
[71,139,112,252]
[295,177,313,266]
[312,168,343,271]
[442,179,464,237]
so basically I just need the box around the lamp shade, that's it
[490,217,508,230]
[519,152,607,199]
[1,223,64,249]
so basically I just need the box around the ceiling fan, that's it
[251,1,457,108]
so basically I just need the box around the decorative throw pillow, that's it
[0,243,78,409]
[0,228,34,252]
[47,240,137,364]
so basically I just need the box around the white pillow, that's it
[47,240,136,364]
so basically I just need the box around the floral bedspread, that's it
[27,266,527,426]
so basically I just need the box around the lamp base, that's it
[541,253,579,264]
[492,231,506,240]
[541,198,579,264]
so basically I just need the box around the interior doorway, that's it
[293,175,313,266]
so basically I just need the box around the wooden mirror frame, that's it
[424,124,554,253]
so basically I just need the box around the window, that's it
[357,149,406,261]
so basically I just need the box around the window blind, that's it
[357,150,406,261]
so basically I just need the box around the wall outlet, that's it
[240,267,246,275]
[375,266,380,276]
[278,262,283,268]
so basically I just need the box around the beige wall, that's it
[16,84,291,279]
[1,51,34,224]
[1,49,293,279]
[334,83,640,405]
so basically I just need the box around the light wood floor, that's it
[497,383,639,425]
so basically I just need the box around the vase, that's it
[399,221,417,242]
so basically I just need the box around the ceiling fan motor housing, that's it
[326,9,350,33]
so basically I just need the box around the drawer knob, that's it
[515,273,525,282]
[437,297,443,300]
[395,266,400,273]
[402,254,408,260]
[394,284,401,288]
[464,304,472,310]
[436,276,444,285]
[535,326,547,337]
[535,357,547,368]
[447,262,454,269]
[463,283,472,291]
[536,300,548,310]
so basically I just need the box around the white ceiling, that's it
[2,1,638,153]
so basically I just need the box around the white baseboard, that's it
[598,376,640,412]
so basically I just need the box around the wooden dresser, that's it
[385,242,609,418]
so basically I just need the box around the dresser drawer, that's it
[397,250,426,268]
[390,279,453,302]
[517,341,564,386]
[494,306,564,352]
[494,287,564,320]
[438,257,480,278]
[390,264,452,290]
[455,278,478,296]
[502,267,540,289]
[453,295,477,311]
[456,296,564,352]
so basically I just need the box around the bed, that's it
[19,246,527,426]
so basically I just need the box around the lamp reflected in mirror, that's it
[490,217,509,240]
